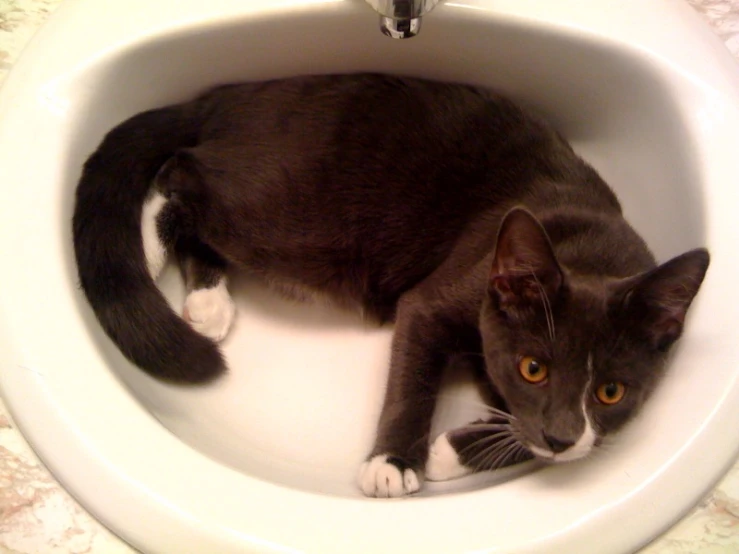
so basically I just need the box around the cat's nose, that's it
[542,433,575,453]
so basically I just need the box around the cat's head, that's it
[479,208,710,462]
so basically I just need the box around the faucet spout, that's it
[364,0,441,39]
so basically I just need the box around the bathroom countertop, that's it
[1,0,739,552]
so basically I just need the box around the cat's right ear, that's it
[489,208,563,319]
[611,248,710,352]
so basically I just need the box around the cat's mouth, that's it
[525,423,598,463]
[462,407,596,468]
[528,443,593,463]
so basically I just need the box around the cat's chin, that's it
[528,444,593,463]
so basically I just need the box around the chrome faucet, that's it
[364,0,441,39]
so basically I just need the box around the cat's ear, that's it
[489,208,563,316]
[613,248,710,352]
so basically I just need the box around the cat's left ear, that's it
[612,248,710,352]
[489,208,564,318]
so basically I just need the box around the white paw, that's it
[426,433,471,482]
[141,191,168,280]
[183,280,235,342]
[358,454,421,498]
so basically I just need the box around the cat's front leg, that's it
[359,302,459,498]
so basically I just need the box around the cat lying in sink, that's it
[72,73,709,498]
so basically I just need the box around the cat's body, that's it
[73,74,709,498]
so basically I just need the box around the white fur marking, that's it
[141,191,168,280]
[403,468,420,492]
[358,454,421,498]
[531,353,597,462]
[553,353,596,462]
[529,445,554,459]
[426,433,471,481]
[183,279,236,342]
[552,405,596,462]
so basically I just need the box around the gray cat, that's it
[72,74,709,498]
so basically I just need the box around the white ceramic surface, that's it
[1,0,739,552]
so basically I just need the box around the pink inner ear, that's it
[489,208,564,313]
[659,316,683,334]
[491,274,524,307]
[657,294,689,324]
[649,314,684,351]
[491,271,553,310]
[492,275,512,296]
[491,209,562,279]
[496,239,546,276]
[640,278,697,330]
[621,251,710,351]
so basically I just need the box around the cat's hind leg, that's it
[151,152,236,342]
[176,237,236,342]
[141,190,169,280]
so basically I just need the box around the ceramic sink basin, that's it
[1,0,739,552]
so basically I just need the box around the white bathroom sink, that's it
[1,0,739,552]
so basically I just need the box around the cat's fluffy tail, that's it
[72,105,226,383]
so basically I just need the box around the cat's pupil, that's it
[528,361,541,375]
[604,383,618,398]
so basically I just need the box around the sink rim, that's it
[1,1,739,553]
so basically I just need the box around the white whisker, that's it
[531,270,556,344]
[458,431,513,458]
[455,423,513,434]
[485,437,518,470]
[493,441,521,469]
[471,436,518,471]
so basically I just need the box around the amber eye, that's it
[518,356,548,384]
[595,382,626,405]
